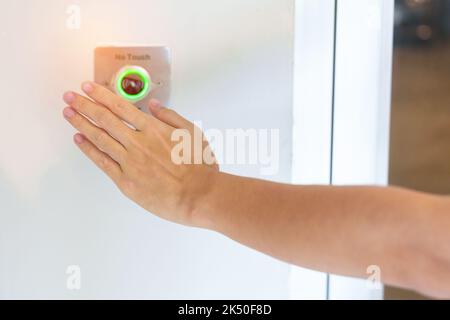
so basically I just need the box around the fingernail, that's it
[82,81,94,93]
[149,99,162,111]
[63,107,76,119]
[74,134,85,145]
[63,91,75,104]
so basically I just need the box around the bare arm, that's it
[63,82,450,298]
[195,174,450,298]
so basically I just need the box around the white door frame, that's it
[290,0,336,300]
[291,0,394,300]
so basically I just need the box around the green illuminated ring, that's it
[115,66,151,102]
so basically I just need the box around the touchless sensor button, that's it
[95,46,171,113]
[122,76,145,96]
[115,66,151,102]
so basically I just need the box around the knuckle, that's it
[111,97,128,110]
[125,132,140,147]
[118,178,137,195]
[133,114,148,128]
[120,130,133,144]
[75,96,88,111]
[99,156,113,171]
[96,89,111,103]
[95,109,109,125]
[93,130,108,145]
[70,113,81,125]
[143,114,159,130]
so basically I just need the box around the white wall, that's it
[0,0,294,299]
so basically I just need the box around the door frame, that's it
[291,0,394,300]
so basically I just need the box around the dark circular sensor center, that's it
[121,75,145,96]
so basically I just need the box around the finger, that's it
[63,107,127,164]
[148,99,193,130]
[63,91,132,147]
[148,99,219,169]
[73,133,122,184]
[81,81,150,130]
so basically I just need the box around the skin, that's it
[63,82,450,299]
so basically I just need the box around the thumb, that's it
[148,99,192,130]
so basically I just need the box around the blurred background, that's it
[388,0,450,299]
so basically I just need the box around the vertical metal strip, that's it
[327,0,339,300]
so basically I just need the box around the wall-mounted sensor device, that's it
[94,46,171,112]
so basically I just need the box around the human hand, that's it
[62,82,219,227]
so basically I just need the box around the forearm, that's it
[193,172,450,296]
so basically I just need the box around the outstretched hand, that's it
[63,82,218,226]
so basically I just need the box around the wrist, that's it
[182,167,222,229]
